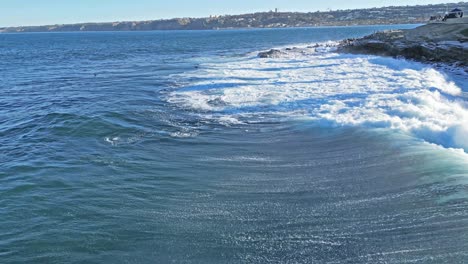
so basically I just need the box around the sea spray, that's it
[167,45,468,153]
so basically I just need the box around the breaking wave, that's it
[167,44,468,153]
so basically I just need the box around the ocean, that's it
[1,25,468,263]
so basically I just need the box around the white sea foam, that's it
[167,46,468,153]
[105,137,120,146]
[170,131,199,138]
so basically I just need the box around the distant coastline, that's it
[2,2,468,33]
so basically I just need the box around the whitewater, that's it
[2,25,468,263]
[167,43,468,154]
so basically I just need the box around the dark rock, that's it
[337,24,468,68]
[258,49,284,58]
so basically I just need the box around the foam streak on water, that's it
[167,45,468,153]
[2,27,468,263]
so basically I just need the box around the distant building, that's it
[447,8,463,18]
[442,8,464,21]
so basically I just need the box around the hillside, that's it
[1,2,467,33]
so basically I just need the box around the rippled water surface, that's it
[1,25,468,263]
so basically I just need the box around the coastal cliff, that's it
[2,3,468,33]
[337,22,468,68]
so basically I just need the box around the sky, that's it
[0,0,464,27]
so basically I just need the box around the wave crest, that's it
[167,47,468,152]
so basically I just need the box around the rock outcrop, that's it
[258,49,285,58]
[337,23,468,68]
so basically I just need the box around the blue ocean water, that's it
[1,25,468,263]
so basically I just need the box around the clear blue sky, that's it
[0,0,463,27]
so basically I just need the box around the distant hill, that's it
[2,2,468,33]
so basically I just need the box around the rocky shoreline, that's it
[336,23,468,70]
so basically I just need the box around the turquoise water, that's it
[1,25,468,263]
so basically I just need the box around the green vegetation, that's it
[461,28,468,37]
[2,2,468,33]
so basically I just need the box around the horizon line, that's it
[1,1,461,29]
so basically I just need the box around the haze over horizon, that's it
[0,0,465,27]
